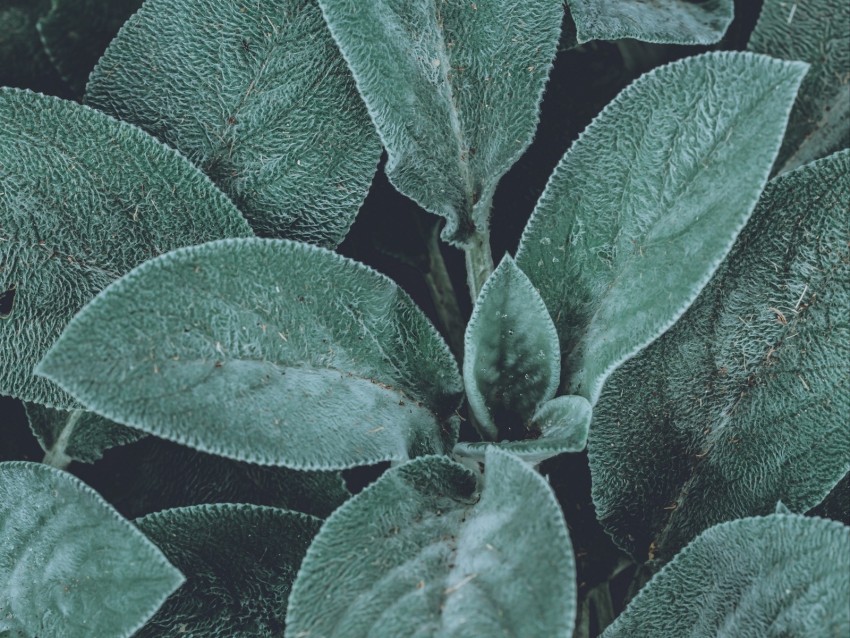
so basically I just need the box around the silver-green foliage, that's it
[589,150,850,562]
[0,88,252,409]
[516,52,807,405]
[85,0,381,246]
[25,403,144,466]
[135,504,320,637]
[37,238,462,470]
[0,462,183,638]
[602,514,850,637]
[567,0,733,45]
[286,448,576,637]
[317,0,562,245]
[748,0,850,173]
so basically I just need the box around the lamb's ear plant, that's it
[1,0,848,636]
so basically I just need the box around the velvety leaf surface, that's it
[286,449,575,637]
[455,394,592,465]
[0,0,64,93]
[516,52,807,405]
[37,238,462,470]
[25,403,144,466]
[748,0,850,173]
[0,462,184,638]
[135,504,320,637]
[464,256,560,440]
[37,0,143,95]
[77,435,349,520]
[0,88,252,409]
[567,0,733,45]
[602,515,850,637]
[589,150,850,562]
[318,0,562,245]
[86,0,381,246]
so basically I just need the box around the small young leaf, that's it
[36,0,143,96]
[0,462,184,638]
[317,0,563,245]
[286,449,576,637]
[37,238,462,470]
[567,0,733,45]
[25,403,145,466]
[748,0,850,173]
[516,52,807,405]
[455,394,592,466]
[0,88,252,409]
[77,436,349,520]
[135,504,320,637]
[589,150,850,562]
[464,256,560,440]
[86,0,381,246]
[602,515,850,637]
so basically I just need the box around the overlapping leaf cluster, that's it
[1,0,848,636]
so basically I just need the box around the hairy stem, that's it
[464,229,494,303]
[419,218,465,359]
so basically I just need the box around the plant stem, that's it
[419,219,465,359]
[464,229,494,303]
[42,408,82,470]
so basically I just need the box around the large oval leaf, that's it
[318,0,562,245]
[0,88,252,408]
[748,0,850,173]
[135,504,320,637]
[464,256,560,441]
[286,449,576,637]
[589,150,850,562]
[86,0,381,246]
[516,52,807,405]
[602,514,850,637]
[0,462,184,638]
[37,238,462,470]
[567,0,733,45]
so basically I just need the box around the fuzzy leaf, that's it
[567,0,733,45]
[455,394,591,465]
[0,88,252,408]
[37,0,143,95]
[317,0,562,245]
[516,52,807,405]
[135,504,320,637]
[748,0,850,173]
[589,150,850,562]
[37,238,462,470]
[0,462,184,638]
[25,403,144,466]
[78,436,349,520]
[286,449,576,637]
[464,256,560,440]
[602,515,850,637]
[85,0,381,246]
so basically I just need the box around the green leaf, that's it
[567,0,733,45]
[748,0,850,173]
[455,394,592,465]
[588,150,850,562]
[286,448,576,637]
[0,462,184,638]
[78,435,349,520]
[85,0,381,246]
[135,504,320,637]
[601,514,850,638]
[0,88,252,409]
[0,0,64,94]
[516,52,807,405]
[36,0,143,96]
[25,403,145,466]
[464,256,560,441]
[317,0,562,246]
[37,238,462,470]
